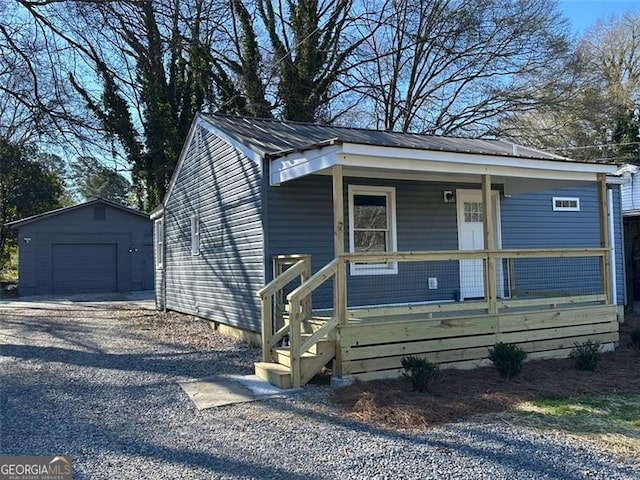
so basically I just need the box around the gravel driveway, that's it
[1,300,639,479]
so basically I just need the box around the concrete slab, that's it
[231,374,301,398]
[0,290,155,309]
[178,375,300,410]
[179,376,255,410]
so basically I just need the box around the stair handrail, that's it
[286,258,339,387]
[258,257,310,362]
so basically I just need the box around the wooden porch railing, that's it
[286,259,339,387]
[340,247,611,318]
[257,255,311,362]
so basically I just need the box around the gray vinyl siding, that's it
[501,186,600,248]
[501,185,625,305]
[268,176,469,309]
[266,176,335,308]
[154,219,165,310]
[163,127,264,332]
[611,185,625,305]
[15,204,152,296]
[268,177,625,309]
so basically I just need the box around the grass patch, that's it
[0,247,18,283]
[495,394,640,460]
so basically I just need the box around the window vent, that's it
[552,197,580,212]
[94,205,106,221]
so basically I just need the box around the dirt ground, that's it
[334,314,640,431]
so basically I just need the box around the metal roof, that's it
[202,114,610,164]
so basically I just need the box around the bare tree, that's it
[344,0,572,136]
[0,1,99,146]
[11,0,230,209]
[220,0,378,123]
[502,10,640,163]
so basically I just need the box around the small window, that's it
[155,220,163,268]
[464,201,483,223]
[348,185,397,275]
[93,205,106,221]
[190,215,200,255]
[552,197,580,211]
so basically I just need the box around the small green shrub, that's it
[401,356,440,392]
[630,327,640,354]
[488,342,527,379]
[570,340,601,371]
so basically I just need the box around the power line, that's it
[546,141,640,152]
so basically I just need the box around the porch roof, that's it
[200,114,619,194]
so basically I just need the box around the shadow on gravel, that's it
[0,314,207,354]
[1,361,317,479]
[0,343,252,378]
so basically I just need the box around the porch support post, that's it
[333,164,347,323]
[333,164,346,377]
[482,174,497,314]
[598,173,612,304]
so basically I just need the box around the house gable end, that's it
[161,121,265,332]
[162,114,264,207]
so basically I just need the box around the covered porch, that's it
[255,142,620,388]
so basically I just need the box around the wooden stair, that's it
[254,336,336,389]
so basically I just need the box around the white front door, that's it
[456,190,502,300]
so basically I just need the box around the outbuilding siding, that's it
[621,172,640,212]
[14,203,151,296]
[163,127,264,332]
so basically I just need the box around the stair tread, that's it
[273,348,319,358]
[254,361,290,374]
[254,361,291,389]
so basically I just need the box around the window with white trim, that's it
[348,185,397,275]
[154,219,163,268]
[190,215,200,255]
[552,197,580,211]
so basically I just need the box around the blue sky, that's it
[558,0,640,35]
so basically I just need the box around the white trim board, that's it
[269,142,617,187]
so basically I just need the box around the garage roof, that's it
[6,198,149,229]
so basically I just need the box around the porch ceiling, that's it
[269,142,618,195]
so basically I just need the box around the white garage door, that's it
[51,244,118,294]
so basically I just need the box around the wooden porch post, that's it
[333,164,347,324]
[333,164,346,377]
[598,173,612,304]
[482,174,497,314]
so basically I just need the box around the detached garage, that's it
[7,198,153,296]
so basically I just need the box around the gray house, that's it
[8,198,153,296]
[155,114,623,387]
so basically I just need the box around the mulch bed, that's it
[333,314,640,431]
